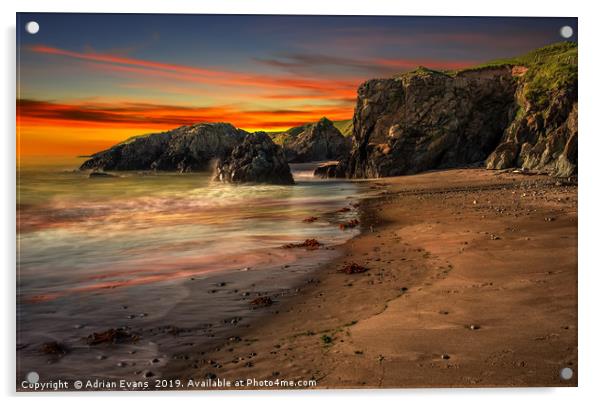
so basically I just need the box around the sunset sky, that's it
[16,13,577,158]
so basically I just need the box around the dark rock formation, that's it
[80,123,248,172]
[279,118,352,163]
[336,42,577,178]
[313,162,341,179]
[337,67,518,178]
[214,132,294,185]
[486,86,577,177]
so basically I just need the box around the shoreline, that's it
[16,168,366,387]
[162,168,577,388]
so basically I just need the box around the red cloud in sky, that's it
[17,98,352,130]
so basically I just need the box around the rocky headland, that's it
[79,123,296,184]
[334,42,577,179]
[80,123,248,172]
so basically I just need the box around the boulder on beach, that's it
[313,162,341,179]
[214,132,294,185]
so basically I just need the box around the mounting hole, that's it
[560,367,574,380]
[560,26,573,39]
[26,371,39,384]
[25,21,40,35]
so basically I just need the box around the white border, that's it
[3,1,600,404]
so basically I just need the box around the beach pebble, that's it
[469,324,481,330]
[441,354,450,360]
[143,370,155,378]
[96,355,107,360]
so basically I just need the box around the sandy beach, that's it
[162,168,577,388]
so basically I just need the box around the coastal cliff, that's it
[336,42,577,178]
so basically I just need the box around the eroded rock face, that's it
[282,118,351,163]
[337,59,577,178]
[214,132,294,185]
[80,123,248,172]
[486,87,577,177]
[337,67,518,178]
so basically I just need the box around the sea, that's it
[16,158,364,384]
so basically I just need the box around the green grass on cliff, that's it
[333,119,353,136]
[457,41,577,108]
[266,122,308,145]
[268,118,354,145]
[397,42,577,110]
[268,131,295,146]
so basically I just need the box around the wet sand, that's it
[163,168,577,388]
